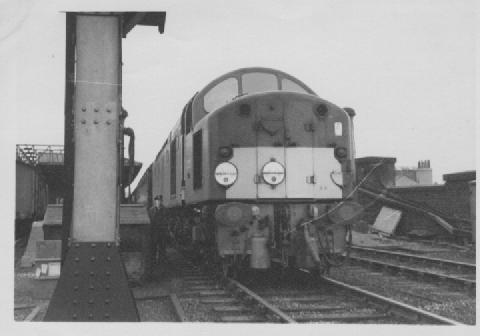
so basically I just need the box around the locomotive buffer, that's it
[44,12,166,322]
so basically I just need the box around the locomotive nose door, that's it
[256,99,286,198]
[284,99,315,198]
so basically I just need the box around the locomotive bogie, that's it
[213,201,347,260]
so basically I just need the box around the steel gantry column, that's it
[71,14,122,243]
[44,12,166,322]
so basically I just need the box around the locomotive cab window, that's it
[204,78,239,113]
[281,78,308,94]
[184,93,197,134]
[241,72,278,95]
[185,99,193,133]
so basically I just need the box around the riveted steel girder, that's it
[70,14,121,242]
[44,242,138,321]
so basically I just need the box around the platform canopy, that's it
[16,144,142,187]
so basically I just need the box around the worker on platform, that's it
[149,195,167,264]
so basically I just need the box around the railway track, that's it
[318,275,463,325]
[348,246,476,290]
[175,258,293,322]
[168,251,465,324]
[15,303,45,321]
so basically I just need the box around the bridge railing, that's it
[16,144,64,166]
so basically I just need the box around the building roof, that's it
[443,171,476,182]
[395,175,418,187]
[356,156,397,164]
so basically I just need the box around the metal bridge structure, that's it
[16,144,142,204]
[43,12,166,322]
[17,144,65,166]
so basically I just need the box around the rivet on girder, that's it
[88,314,93,320]
[91,243,96,248]
[104,299,110,304]
[89,285,95,290]
[72,313,77,320]
[74,286,79,291]
[88,299,94,305]
[94,108,99,112]
[93,120,99,125]
[81,107,86,112]
[105,271,111,277]
[72,300,78,305]
[74,271,79,276]
[90,257,96,262]
[105,285,111,290]
[75,243,80,248]
[74,257,80,262]
[107,243,112,248]
[106,108,111,113]
[106,120,111,125]
[81,120,86,124]
[89,272,95,276]
[106,256,111,262]
[104,313,110,319]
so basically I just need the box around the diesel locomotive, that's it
[133,67,360,276]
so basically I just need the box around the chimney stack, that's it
[416,159,432,184]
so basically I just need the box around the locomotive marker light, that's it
[215,162,238,187]
[261,160,285,185]
[334,146,348,159]
[218,145,233,159]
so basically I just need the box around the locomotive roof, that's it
[192,67,318,117]
[199,67,316,97]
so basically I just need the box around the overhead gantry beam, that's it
[122,12,166,37]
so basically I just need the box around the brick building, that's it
[355,156,475,241]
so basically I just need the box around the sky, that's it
[1,0,477,188]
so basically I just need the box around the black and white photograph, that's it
[2,0,477,332]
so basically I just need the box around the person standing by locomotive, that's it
[149,195,167,263]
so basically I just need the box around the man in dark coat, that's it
[149,195,167,263]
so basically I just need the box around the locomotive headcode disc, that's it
[262,161,285,185]
[214,162,238,187]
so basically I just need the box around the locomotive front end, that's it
[139,67,361,277]
[199,69,359,274]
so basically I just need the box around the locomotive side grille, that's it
[193,130,203,190]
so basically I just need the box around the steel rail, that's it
[169,293,187,322]
[347,255,475,288]
[23,304,45,322]
[352,246,476,270]
[226,278,297,323]
[320,276,465,325]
